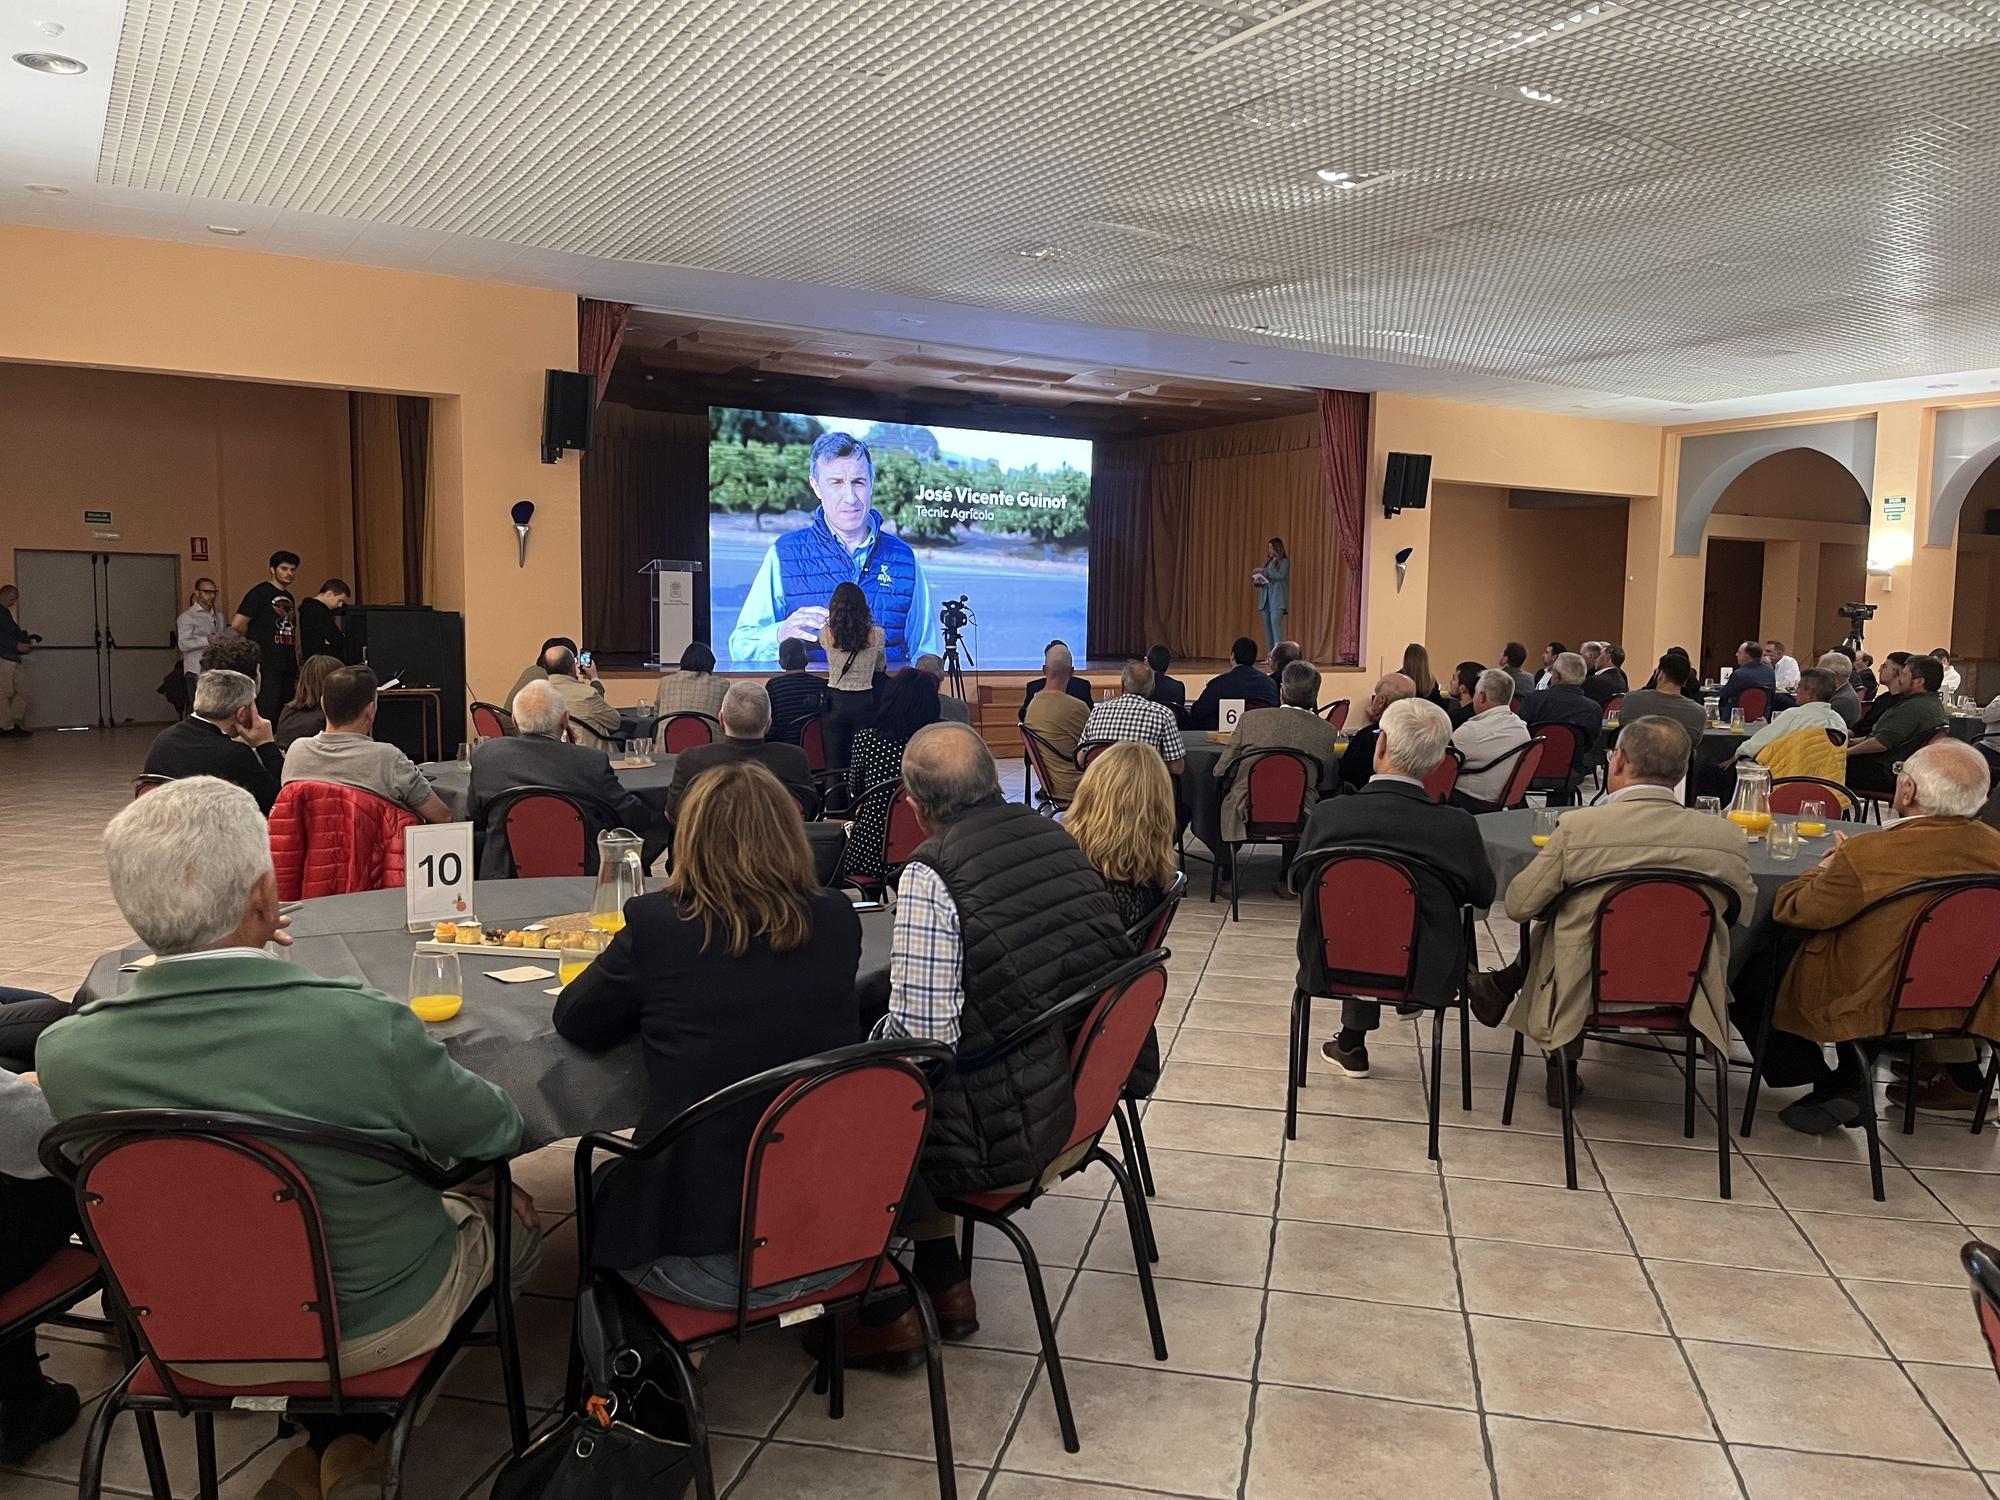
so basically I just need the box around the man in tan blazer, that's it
[1732,738,2000,1134]
[1215,660,1344,845]
[1468,718,1756,1105]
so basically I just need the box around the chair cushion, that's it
[0,1247,99,1330]
[636,1262,878,1344]
[130,1349,438,1401]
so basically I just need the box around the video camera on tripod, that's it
[938,595,974,698]
[1838,601,1877,650]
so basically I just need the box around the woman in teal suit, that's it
[1253,537,1291,657]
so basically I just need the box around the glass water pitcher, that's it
[589,828,645,933]
[1726,763,1772,836]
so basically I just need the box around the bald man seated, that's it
[1337,673,1416,789]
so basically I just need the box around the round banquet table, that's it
[421,754,679,822]
[1478,805,1821,954]
[1181,737,1346,858]
[74,878,895,1150]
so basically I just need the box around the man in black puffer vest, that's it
[840,722,1134,1367]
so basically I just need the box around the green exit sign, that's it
[83,509,112,525]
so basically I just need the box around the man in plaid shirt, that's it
[1080,661,1186,774]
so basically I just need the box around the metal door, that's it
[14,550,102,729]
[104,552,181,725]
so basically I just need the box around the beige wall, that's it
[1423,485,1628,671]
[0,363,352,611]
[0,225,578,699]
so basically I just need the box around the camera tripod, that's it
[940,633,972,701]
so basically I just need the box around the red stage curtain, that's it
[578,299,632,402]
[1316,389,1368,665]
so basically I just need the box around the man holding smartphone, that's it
[529,645,622,750]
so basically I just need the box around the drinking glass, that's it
[1531,807,1560,847]
[1696,796,1723,816]
[455,741,472,771]
[1767,814,1801,861]
[1797,799,1829,838]
[558,929,609,987]
[1729,708,1746,734]
[409,949,463,1023]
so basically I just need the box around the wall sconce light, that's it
[1394,546,1413,593]
[511,500,535,568]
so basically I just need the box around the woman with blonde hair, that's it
[1401,642,1446,707]
[554,759,861,1309]
[1066,740,1177,1095]
[275,653,344,750]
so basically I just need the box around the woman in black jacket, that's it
[553,759,862,1309]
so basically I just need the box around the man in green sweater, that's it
[37,776,538,1499]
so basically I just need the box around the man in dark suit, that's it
[1715,640,1777,718]
[1521,651,1606,789]
[1268,640,1302,693]
[1146,645,1187,722]
[1499,641,1537,702]
[1582,644,1628,708]
[1188,637,1282,730]
[1293,697,1496,1076]
[664,680,815,819]
[468,678,667,877]
[140,669,284,812]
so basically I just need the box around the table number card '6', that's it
[1219,699,1247,733]
[405,822,475,933]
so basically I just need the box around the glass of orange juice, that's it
[409,949,463,1023]
[1797,800,1829,838]
[1531,808,1560,847]
[558,929,609,988]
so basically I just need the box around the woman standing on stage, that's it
[1253,537,1291,659]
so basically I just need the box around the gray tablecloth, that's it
[76,878,895,1150]
[1479,806,1814,933]
[1181,738,1346,857]
[422,755,679,821]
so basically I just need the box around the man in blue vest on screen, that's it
[727,433,942,666]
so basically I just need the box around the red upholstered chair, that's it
[1960,1240,2000,1382]
[1457,738,1546,814]
[470,701,514,739]
[1769,776,1860,819]
[39,1110,529,1500]
[1502,871,1743,1194]
[1743,877,2000,1200]
[267,782,421,900]
[658,712,721,754]
[1320,699,1351,731]
[1735,686,1770,723]
[834,781,927,893]
[1287,849,1475,1156]
[940,955,1170,1455]
[1602,693,1626,722]
[1020,725,1080,814]
[795,714,831,779]
[1076,739,1116,769]
[1422,746,1463,804]
[1526,722,1589,806]
[1117,872,1188,1205]
[491,788,593,877]
[571,1041,958,1500]
[1213,748,1324,922]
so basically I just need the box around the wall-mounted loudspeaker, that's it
[542,369,596,464]
[1383,451,1433,518]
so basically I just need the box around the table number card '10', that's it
[1219,699,1247,732]
[405,822,475,934]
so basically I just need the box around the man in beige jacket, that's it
[1468,717,1756,1105]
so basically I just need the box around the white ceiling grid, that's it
[78,0,2000,404]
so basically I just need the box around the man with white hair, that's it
[663,679,814,817]
[467,678,662,877]
[1522,651,1605,748]
[37,778,539,1494]
[1734,738,2000,1133]
[139,667,284,812]
[1815,650,1863,727]
[1451,668,1531,807]
[1214,658,1343,853]
[1337,672,1415,789]
[1293,698,1495,1076]
[1081,661,1186,774]
[911,653,973,724]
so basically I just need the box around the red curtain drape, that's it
[1316,389,1368,665]
[578,299,633,402]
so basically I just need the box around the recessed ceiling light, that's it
[1249,396,1265,402]
[1926,383,1958,390]
[1516,85,1562,103]
[206,224,248,236]
[37,21,65,37]
[1016,244,1067,260]
[23,183,68,196]
[1227,359,1250,366]
[1316,168,1357,186]
[12,51,87,74]
[1367,329,1431,340]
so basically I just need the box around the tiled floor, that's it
[3,728,1999,1498]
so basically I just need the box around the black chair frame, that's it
[1019,723,1081,814]
[1738,875,2000,1201]
[1116,872,1188,1208]
[40,1110,529,1500]
[469,700,517,737]
[1526,722,1591,806]
[1768,775,1861,820]
[1213,747,1326,923]
[1454,736,1547,814]
[570,1040,957,1500]
[1283,846,1478,1158]
[941,952,1172,1455]
[832,777,916,891]
[1498,870,1743,1195]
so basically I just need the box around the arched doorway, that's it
[1949,455,2000,699]
[1698,449,1869,682]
